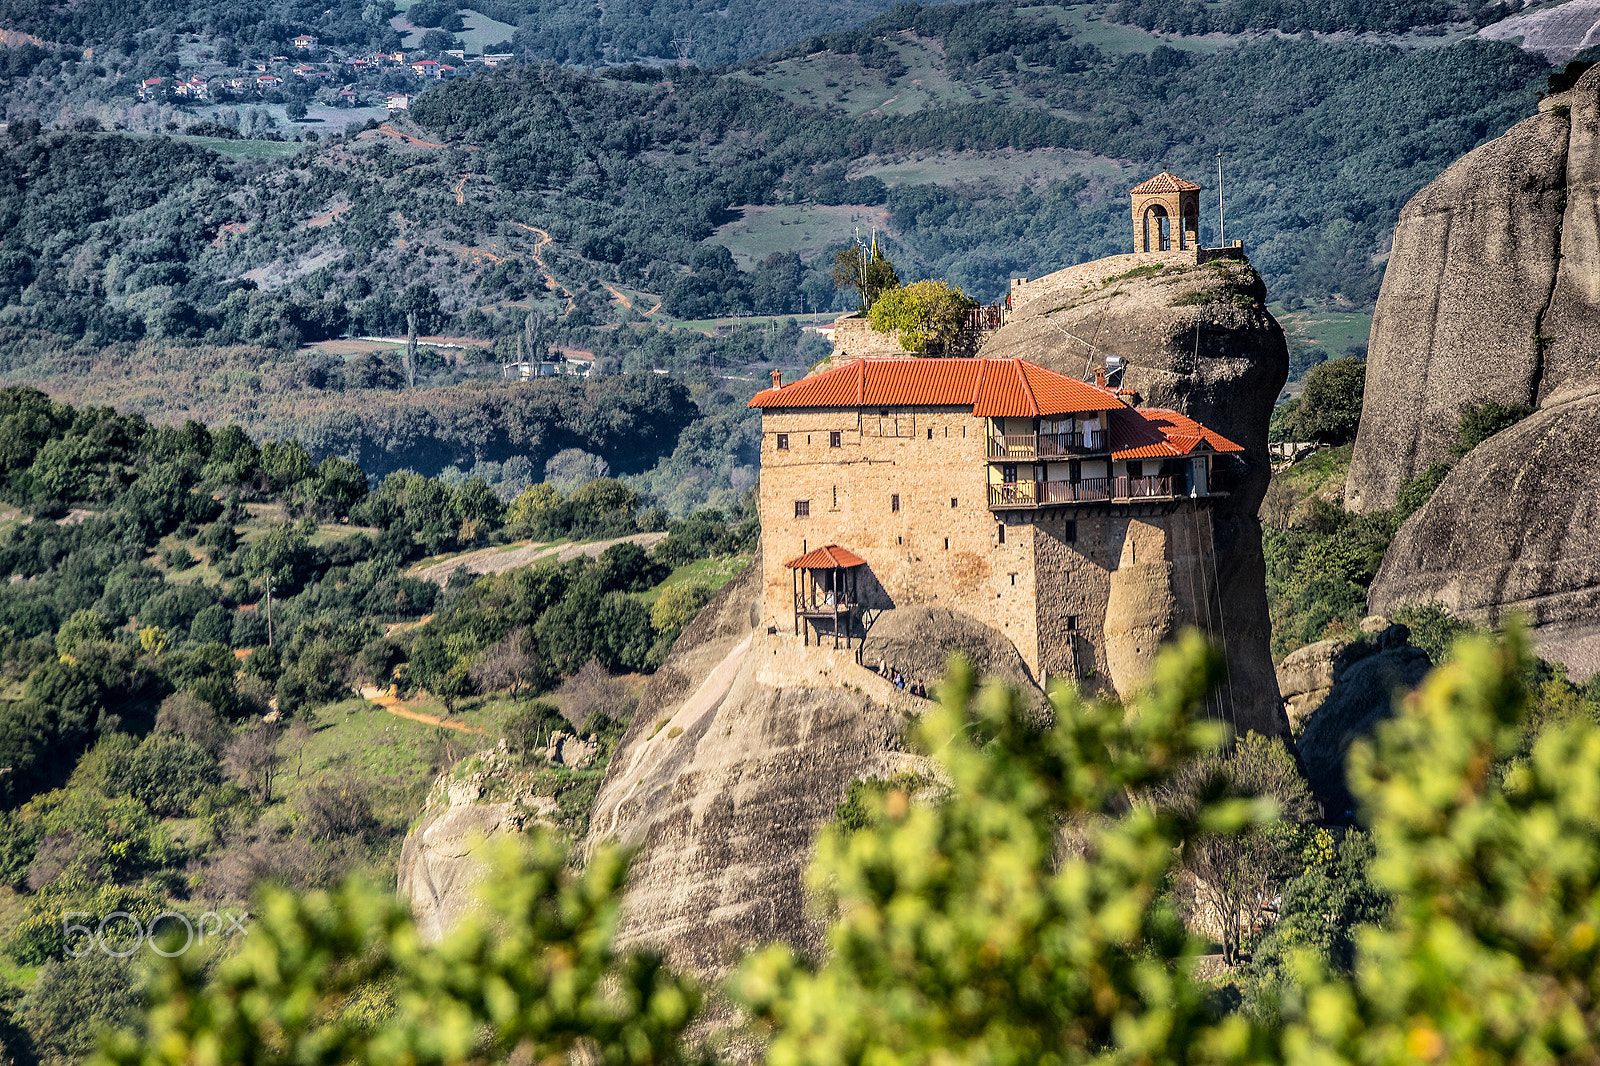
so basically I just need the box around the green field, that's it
[851,147,1135,191]
[705,203,893,268]
[1270,303,1373,387]
[175,135,302,160]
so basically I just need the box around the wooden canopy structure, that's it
[785,544,866,649]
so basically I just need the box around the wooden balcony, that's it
[987,475,1178,509]
[986,430,1109,459]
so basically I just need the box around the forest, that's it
[0,381,759,1062]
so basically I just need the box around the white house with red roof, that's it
[747,355,1244,692]
[292,34,319,49]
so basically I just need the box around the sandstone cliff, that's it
[1353,68,1600,678]
[979,253,1289,736]
[1347,67,1600,513]
[582,556,1023,974]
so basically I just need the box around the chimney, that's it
[1094,366,1107,388]
[771,369,783,389]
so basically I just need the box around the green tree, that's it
[1289,356,1366,445]
[21,955,138,1066]
[56,608,113,657]
[867,279,977,354]
[738,635,1247,1065]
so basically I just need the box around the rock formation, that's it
[583,557,990,974]
[1353,67,1600,677]
[397,749,560,942]
[979,252,1289,736]
[1369,395,1600,678]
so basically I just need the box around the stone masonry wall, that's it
[829,314,910,360]
[757,407,1043,677]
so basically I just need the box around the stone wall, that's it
[829,314,910,359]
[757,406,1042,676]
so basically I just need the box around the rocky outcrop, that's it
[979,254,1289,736]
[397,750,560,942]
[1479,1,1600,64]
[1298,642,1431,820]
[584,555,1010,975]
[1275,619,1411,731]
[1369,394,1600,679]
[1351,67,1600,678]
[1347,67,1600,513]
[858,604,1039,696]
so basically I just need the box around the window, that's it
[1128,460,1143,478]
[1010,573,1017,585]
[891,494,900,513]
[1065,520,1077,543]
[794,500,810,518]
[830,431,841,448]
[927,427,934,440]
[776,433,789,450]
[832,486,838,508]
[997,523,1005,544]
[951,497,959,509]
[1066,615,1078,632]
[944,537,950,550]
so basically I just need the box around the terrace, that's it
[987,430,1109,459]
[986,474,1195,509]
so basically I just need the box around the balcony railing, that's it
[986,430,1109,459]
[987,475,1178,509]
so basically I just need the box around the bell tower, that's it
[1130,171,1202,253]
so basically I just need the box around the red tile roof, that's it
[749,358,1117,418]
[1130,171,1202,194]
[785,544,867,569]
[753,357,1243,459]
[1108,407,1243,459]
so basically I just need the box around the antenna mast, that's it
[1216,149,1225,249]
[672,35,694,67]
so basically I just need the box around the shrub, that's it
[1454,399,1532,455]
[867,279,976,354]
[1288,356,1365,445]
[1395,461,1452,519]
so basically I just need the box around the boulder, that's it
[1298,646,1431,820]
[1276,625,1411,731]
[1369,394,1600,679]
[547,731,598,768]
[397,752,559,943]
[1347,66,1600,513]
[980,255,1289,736]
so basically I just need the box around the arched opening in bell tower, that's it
[1142,205,1170,252]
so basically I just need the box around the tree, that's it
[1156,731,1318,964]
[469,628,546,701]
[56,608,113,656]
[651,582,712,643]
[21,955,138,1066]
[831,239,899,312]
[737,635,1243,1065]
[1290,356,1365,445]
[866,278,977,354]
[432,663,474,716]
[224,723,283,803]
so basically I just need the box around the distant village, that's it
[135,33,518,114]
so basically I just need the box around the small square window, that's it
[795,500,810,518]
[830,431,841,448]
[891,494,900,513]
[950,497,958,509]
[776,433,789,450]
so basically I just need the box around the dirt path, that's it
[452,172,469,204]
[360,686,485,733]
[600,280,633,310]
[408,531,669,586]
[510,222,577,316]
[376,124,447,149]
